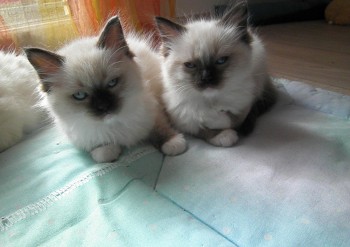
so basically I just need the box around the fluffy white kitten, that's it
[26,16,186,163]
[155,1,276,146]
[0,51,46,152]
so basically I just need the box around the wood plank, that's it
[259,21,350,95]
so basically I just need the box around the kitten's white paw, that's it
[208,129,238,147]
[203,111,231,130]
[90,144,121,163]
[161,134,187,156]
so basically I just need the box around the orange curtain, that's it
[0,0,78,51]
[0,15,14,51]
[0,0,176,51]
[68,0,174,34]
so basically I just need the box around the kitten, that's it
[25,16,186,163]
[0,51,46,152]
[155,1,276,147]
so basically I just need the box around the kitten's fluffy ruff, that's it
[157,4,274,146]
[26,17,186,162]
[126,34,187,155]
[0,51,46,152]
[49,37,157,152]
[161,21,266,133]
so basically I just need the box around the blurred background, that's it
[0,0,332,51]
[0,0,348,94]
[0,0,176,51]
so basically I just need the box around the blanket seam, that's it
[0,146,156,232]
[153,154,166,190]
[155,190,241,247]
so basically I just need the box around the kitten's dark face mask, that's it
[89,88,118,117]
[71,86,121,118]
[25,16,131,119]
[155,1,251,92]
[183,56,230,90]
[70,76,123,118]
[71,80,123,118]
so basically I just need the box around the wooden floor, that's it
[259,21,350,95]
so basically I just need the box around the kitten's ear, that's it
[220,1,249,27]
[97,16,132,57]
[220,1,251,43]
[155,17,186,55]
[155,17,186,41]
[25,48,64,92]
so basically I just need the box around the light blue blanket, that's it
[1,79,349,246]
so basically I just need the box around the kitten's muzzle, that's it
[95,100,112,113]
[90,90,117,116]
[198,69,218,88]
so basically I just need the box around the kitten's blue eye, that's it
[107,78,119,88]
[184,62,196,69]
[72,91,88,101]
[215,56,229,65]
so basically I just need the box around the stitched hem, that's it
[0,145,156,232]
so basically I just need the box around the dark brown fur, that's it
[236,79,277,136]
[196,128,226,144]
[148,109,178,150]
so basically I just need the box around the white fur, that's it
[127,35,187,156]
[29,24,186,162]
[202,110,232,130]
[44,37,157,155]
[161,133,187,156]
[126,34,164,95]
[0,51,46,152]
[208,129,238,147]
[91,144,121,163]
[161,19,269,135]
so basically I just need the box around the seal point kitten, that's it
[25,16,186,163]
[155,1,276,147]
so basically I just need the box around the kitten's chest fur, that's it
[43,36,158,151]
[165,75,256,133]
[56,91,156,151]
[156,2,276,139]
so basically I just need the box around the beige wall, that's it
[175,0,279,16]
[176,0,227,16]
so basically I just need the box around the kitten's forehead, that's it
[62,46,122,88]
[175,20,241,61]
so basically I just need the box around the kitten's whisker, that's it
[109,61,123,67]
[115,45,129,55]
[173,84,192,95]
[145,75,163,84]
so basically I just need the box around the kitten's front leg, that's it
[197,128,238,147]
[90,144,121,163]
[149,109,187,156]
[202,110,234,130]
